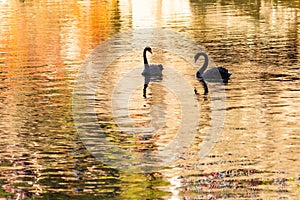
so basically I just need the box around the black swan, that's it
[141,47,163,98]
[142,47,163,76]
[195,52,231,83]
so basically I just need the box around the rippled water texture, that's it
[0,0,299,199]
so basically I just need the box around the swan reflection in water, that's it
[141,47,163,98]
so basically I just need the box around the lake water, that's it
[0,0,299,199]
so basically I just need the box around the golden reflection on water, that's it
[0,0,300,199]
[123,0,191,28]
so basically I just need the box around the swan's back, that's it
[218,67,231,80]
[142,64,163,76]
[202,67,231,83]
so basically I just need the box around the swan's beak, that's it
[149,50,152,54]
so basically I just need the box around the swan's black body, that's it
[142,47,163,98]
[195,52,231,83]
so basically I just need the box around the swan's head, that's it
[144,46,152,54]
[194,52,207,63]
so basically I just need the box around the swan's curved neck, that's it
[143,50,148,65]
[196,52,209,74]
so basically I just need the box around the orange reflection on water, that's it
[0,0,119,70]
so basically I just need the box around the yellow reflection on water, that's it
[119,0,191,28]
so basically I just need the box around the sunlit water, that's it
[0,0,299,199]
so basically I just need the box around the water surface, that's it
[0,0,299,199]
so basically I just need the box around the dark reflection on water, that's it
[1,0,300,199]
